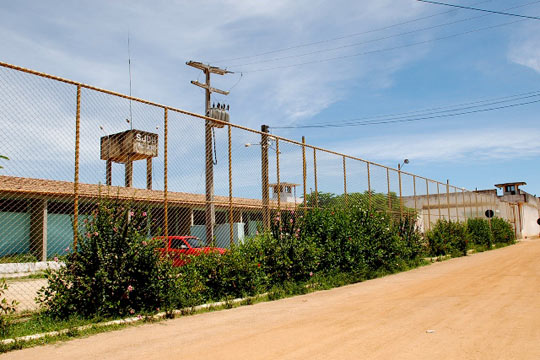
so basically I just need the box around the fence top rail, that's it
[0,60,471,192]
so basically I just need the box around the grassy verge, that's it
[0,258,430,352]
[3,273,47,282]
[0,240,516,354]
[0,255,38,264]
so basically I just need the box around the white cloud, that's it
[0,0,438,129]
[332,128,540,163]
[508,23,540,74]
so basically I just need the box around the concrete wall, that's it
[521,203,540,238]
[0,211,30,257]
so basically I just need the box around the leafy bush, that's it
[490,217,515,244]
[426,220,469,257]
[395,215,425,261]
[37,197,176,319]
[0,280,17,336]
[300,206,409,273]
[467,218,493,248]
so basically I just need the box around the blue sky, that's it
[1,0,540,197]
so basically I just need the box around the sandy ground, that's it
[2,239,540,360]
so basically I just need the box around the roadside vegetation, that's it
[0,195,516,351]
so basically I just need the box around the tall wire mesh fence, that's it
[0,61,521,311]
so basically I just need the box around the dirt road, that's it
[3,239,540,359]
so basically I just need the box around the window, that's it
[505,185,516,195]
[286,186,291,193]
[170,238,188,249]
[185,237,203,248]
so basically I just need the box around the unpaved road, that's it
[3,239,540,360]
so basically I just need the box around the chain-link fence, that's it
[0,61,520,311]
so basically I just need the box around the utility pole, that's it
[261,125,270,231]
[187,61,232,245]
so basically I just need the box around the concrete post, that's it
[29,199,47,261]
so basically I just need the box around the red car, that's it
[156,236,227,267]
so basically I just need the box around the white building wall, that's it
[521,203,540,238]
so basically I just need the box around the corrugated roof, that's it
[0,175,293,210]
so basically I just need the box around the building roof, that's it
[0,175,293,210]
[269,183,300,187]
[494,182,527,188]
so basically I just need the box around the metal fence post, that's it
[73,85,81,251]
[426,179,431,231]
[276,138,281,219]
[261,125,270,230]
[446,180,451,221]
[313,148,318,208]
[461,188,466,222]
[164,108,169,239]
[302,136,307,213]
[475,191,480,218]
[387,167,391,215]
[367,162,372,210]
[413,175,417,219]
[398,168,403,219]
[228,124,233,247]
[437,182,442,221]
[343,156,347,206]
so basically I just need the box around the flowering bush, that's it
[37,197,176,319]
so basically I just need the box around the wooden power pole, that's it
[187,61,232,245]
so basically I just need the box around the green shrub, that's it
[300,206,408,273]
[37,197,176,319]
[0,279,17,336]
[426,220,469,257]
[490,217,515,244]
[395,215,425,260]
[467,218,493,248]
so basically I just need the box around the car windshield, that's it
[185,237,203,248]
[170,238,188,249]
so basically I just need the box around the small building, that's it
[269,183,300,204]
[494,182,540,239]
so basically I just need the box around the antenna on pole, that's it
[128,31,133,130]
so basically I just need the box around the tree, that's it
[0,155,8,169]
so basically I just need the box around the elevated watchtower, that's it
[100,129,158,189]
[495,182,526,203]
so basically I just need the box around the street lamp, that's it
[397,158,409,171]
[245,139,281,154]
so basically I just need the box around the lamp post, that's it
[397,159,409,219]
[397,158,409,171]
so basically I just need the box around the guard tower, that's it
[100,129,158,189]
[495,182,526,201]
[270,182,299,203]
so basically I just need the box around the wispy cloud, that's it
[508,23,540,74]
[332,128,540,163]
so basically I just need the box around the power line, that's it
[273,98,540,128]
[270,91,540,129]
[280,90,540,126]
[233,19,523,73]
[228,1,540,68]
[417,0,540,20]
[211,0,494,64]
